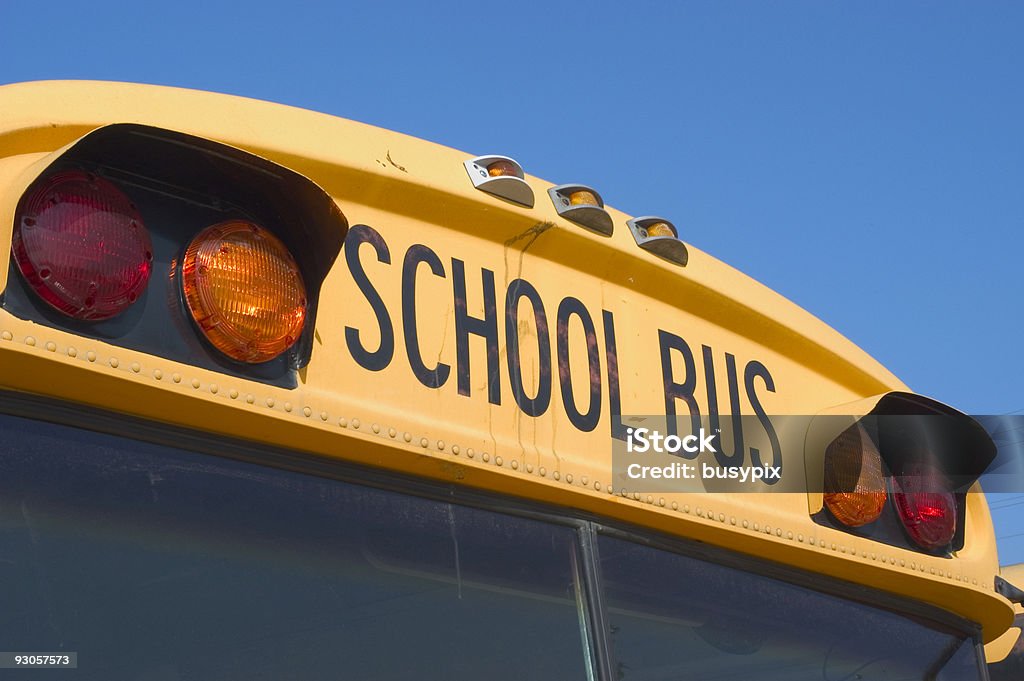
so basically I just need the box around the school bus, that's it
[0,80,1019,679]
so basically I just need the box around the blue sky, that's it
[3,2,1023,561]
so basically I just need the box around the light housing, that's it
[182,221,307,364]
[807,392,997,555]
[464,155,534,207]
[3,124,347,387]
[626,216,688,266]
[548,184,613,236]
[12,170,152,320]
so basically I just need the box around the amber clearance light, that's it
[182,221,306,364]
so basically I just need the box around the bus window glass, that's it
[597,534,981,681]
[0,413,592,681]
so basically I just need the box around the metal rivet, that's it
[659,498,666,507]
[646,495,654,504]
[467,448,475,459]
[45,341,56,352]
[109,358,119,368]
[671,501,679,510]
[153,369,162,380]
[437,440,445,450]
[284,402,292,413]
[372,423,381,434]
[696,507,703,517]
[339,418,348,428]
[171,372,180,382]
[265,397,276,407]
[25,336,36,346]
[565,473,573,483]
[595,482,602,491]
[320,411,328,421]
[246,394,255,404]
[387,428,396,438]
[510,460,518,470]
[420,438,429,448]
[68,347,78,358]
[0,331,11,341]
[581,476,589,486]
[452,445,461,455]
[900,559,906,567]
[351,418,361,429]
[303,407,312,417]
[742,520,749,528]
[192,378,201,389]
[683,505,691,514]
[787,531,793,539]
[798,534,804,542]
[129,361,140,372]
[210,384,218,394]
[552,470,560,480]
[404,432,412,443]
[494,454,502,465]
[754,523,760,531]
[482,453,490,462]
[632,492,640,500]
[538,465,544,475]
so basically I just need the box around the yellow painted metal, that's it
[987,564,1024,663]
[0,80,1013,643]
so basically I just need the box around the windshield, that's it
[598,534,980,681]
[0,411,984,680]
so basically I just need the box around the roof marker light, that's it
[464,155,534,207]
[626,216,688,266]
[12,170,153,320]
[548,184,613,236]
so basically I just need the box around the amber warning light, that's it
[182,220,307,364]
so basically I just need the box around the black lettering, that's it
[402,245,450,388]
[703,346,744,467]
[452,259,501,405]
[745,360,782,483]
[505,279,551,416]
[603,310,628,441]
[344,224,394,371]
[658,330,701,450]
[556,298,602,433]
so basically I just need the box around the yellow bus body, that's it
[0,80,1013,643]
